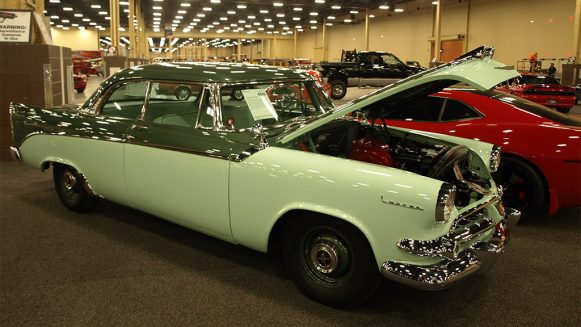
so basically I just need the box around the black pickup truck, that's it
[318,50,424,99]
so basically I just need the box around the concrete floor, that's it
[1,74,579,326]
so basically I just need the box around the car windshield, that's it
[490,90,581,126]
[219,80,334,130]
[520,75,560,85]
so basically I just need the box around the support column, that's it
[434,0,442,62]
[109,0,120,53]
[204,39,208,61]
[293,31,297,58]
[129,0,135,57]
[135,0,141,58]
[237,39,241,61]
[322,19,327,61]
[364,9,370,51]
[261,39,265,59]
[464,0,470,53]
[574,0,581,63]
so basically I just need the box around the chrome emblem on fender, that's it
[381,196,424,211]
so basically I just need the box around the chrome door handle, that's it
[131,124,149,131]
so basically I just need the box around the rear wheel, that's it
[282,215,381,307]
[494,156,547,220]
[53,164,98,212]
[329,80,347,100]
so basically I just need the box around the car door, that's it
[124,82,233,240]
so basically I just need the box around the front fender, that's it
[229,146,455,268]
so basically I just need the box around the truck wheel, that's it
[329,80,347,100]
[175,86,192,100]
[283,215,381,307]
[53,164,98,212]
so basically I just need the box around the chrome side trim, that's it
[9,146,22,161]
[229,143,269,162]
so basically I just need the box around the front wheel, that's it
[329,80,347,100]
[53,164,98,212]
[493,156,547,220]
[283,215,381,307]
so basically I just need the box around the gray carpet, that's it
[1,161,579,326]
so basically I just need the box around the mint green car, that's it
[10,46,520,307]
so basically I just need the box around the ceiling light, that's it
[153,6,162,10]
[220,17,228,20]
[326,23,333,26]
[369,14,375,18]
[432,1,439,4]
[379,5,389,9]
[99,11,107,15]
[350,10,358,14]
[293,17,300,21]
[50,15,59,19]
[175,15,183,19]
[83,18,90,22]
[279,21,286,24]
[91,5,100,8]
[293,7,303,11]
[63,7,73,11]
[153,12,161,16]
[153,17,161,21]
[74,13,83,17]
[211,0,221,3]
[394,8,404,12]
[181,3,191,7]
[260,10,269,14]
[327,16,335,20]
[237,4,247,9]
[315,0,325,3]
[264,18,272,22]
[344,18,352,23]
[71,23,78,26]
[309,20,317,24]
[248,15,256,19]
[331,5,341,9]
[203,7,212,11]
[228,11,236,14]
[49,0,60,3]
[89,22,97,25]
[310,12,318,16]
[310,26,317,29]
[120,1,129,5]
[276,13,285,17]
[273,2,283,7]
[197,13,206,17]
[178,10,186,14]
[62,19,69,23]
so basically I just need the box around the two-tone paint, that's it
[10,50,521,289]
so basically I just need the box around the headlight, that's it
[435,183,456,224]
[489,145,501,172]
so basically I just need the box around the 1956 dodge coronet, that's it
[10,46,520,306]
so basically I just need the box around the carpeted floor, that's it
[1,161,579,326]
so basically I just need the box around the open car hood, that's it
[277,46,519,144]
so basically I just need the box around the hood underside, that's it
[278,46,519,144]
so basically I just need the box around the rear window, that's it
[519,75,560,85]
[490,91,581,127]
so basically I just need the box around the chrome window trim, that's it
[92,79,149,118]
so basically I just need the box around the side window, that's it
[198,86,215,128]
[145,82,203,128]
[382,54,402,65]
[384,96,444,121]
[441,99,481,121]
[101,81,148,119]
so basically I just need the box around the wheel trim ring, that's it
[332,84,343,96]
[301,229,352,287]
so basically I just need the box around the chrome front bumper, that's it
[9,146,21,161]
[381,207,520,290]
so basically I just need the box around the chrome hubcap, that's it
[310,243,340,274]
[332,85,342,96]
[63,170,77,192]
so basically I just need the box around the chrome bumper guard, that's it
[381,207,520,290]
[9,146,21,161]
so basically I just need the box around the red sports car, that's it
[496,73,576,113]
[368,88,581,219]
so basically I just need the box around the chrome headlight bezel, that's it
[435,183,457,224]
[489,145,502,173]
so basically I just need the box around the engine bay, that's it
[293,118,492,207]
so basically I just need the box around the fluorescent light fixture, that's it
[260,10,269,14]
[394,8,404,12]
[153,6,162,10]
[91,5,101,9]
[181,3,191,7]
[379,5,389,9]
[331,5,341,9]
[50,15,59,19]
[273,2,283,7]
[344,18,352,23]
[63,7,73,11]
[83,18,90,22]
[293,7,303,11]
[227,11,236,14]
[237,4,247,9]
[49,0,60,3]
[315,0,325,3]
[293,17,300,21]
[350,10,359,14]
[203,7,212,11]
[310,12,318,16]
[276,13,284,17]
[99,11,107,15]
[120,1,129,5]
[327,16,335,20]
[74,13,83,17]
